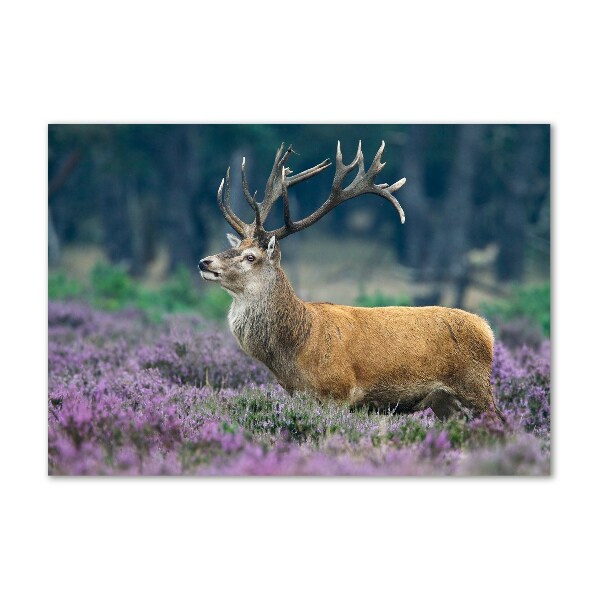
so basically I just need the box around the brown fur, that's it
[199,237,501,420]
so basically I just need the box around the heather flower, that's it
[48,301,551,476]
[457,434,550,476]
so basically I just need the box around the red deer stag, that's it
[199,141,502,420]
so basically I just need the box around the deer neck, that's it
[228,268,310,373]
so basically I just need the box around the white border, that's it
[3,1,599,598]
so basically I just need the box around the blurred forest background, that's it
[48,124,550,339]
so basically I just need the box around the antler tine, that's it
[277,145,294,169]
[217,167,246,236]
[386,177,408,194]
[355,140,365,177]
[286,158,332,187]
[375,178,407,223]
[241,157,261,231]
[266,140,407,240]
[281,167,294,231]
[331,140,363,189]
[366,140,386,176]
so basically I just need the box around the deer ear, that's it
[226,233,241,248]
[267,235,277,260]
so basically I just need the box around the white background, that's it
[2,1,599,598]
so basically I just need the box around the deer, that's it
[198,141,502,421]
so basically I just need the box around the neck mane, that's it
[228,268,311,375]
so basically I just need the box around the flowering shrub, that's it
[48,301,551,476]
[492,340,551,438]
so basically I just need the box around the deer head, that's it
[198,141,406,295]
[198,234,281,296]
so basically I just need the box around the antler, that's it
[216,141,406,242]
[271,140,406,240]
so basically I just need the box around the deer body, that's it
[199,141,501,420]
[223,255,494,417]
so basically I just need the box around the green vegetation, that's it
[48,263,231,321]
[481,281,550,337]
[47,272,85,300]
[90,263,137,310]
[355,287,412,308]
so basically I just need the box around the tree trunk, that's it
[164,126,201,272]
[497,125,546,281]
[48,207,61,268]
[98,153,132,265]
[48,149,81,267]
[126,176,147,276]
[402,125,430,273]
[426,125,486,306]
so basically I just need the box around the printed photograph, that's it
[48,124,550,475]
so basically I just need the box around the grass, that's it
[49,262,231,322]
[481,281,550,336]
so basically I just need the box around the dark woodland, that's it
[48,124,550,309]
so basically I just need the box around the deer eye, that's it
[246,254,255,262]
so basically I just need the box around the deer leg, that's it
[416,388,474,421]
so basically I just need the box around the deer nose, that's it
[198,258,213,271]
